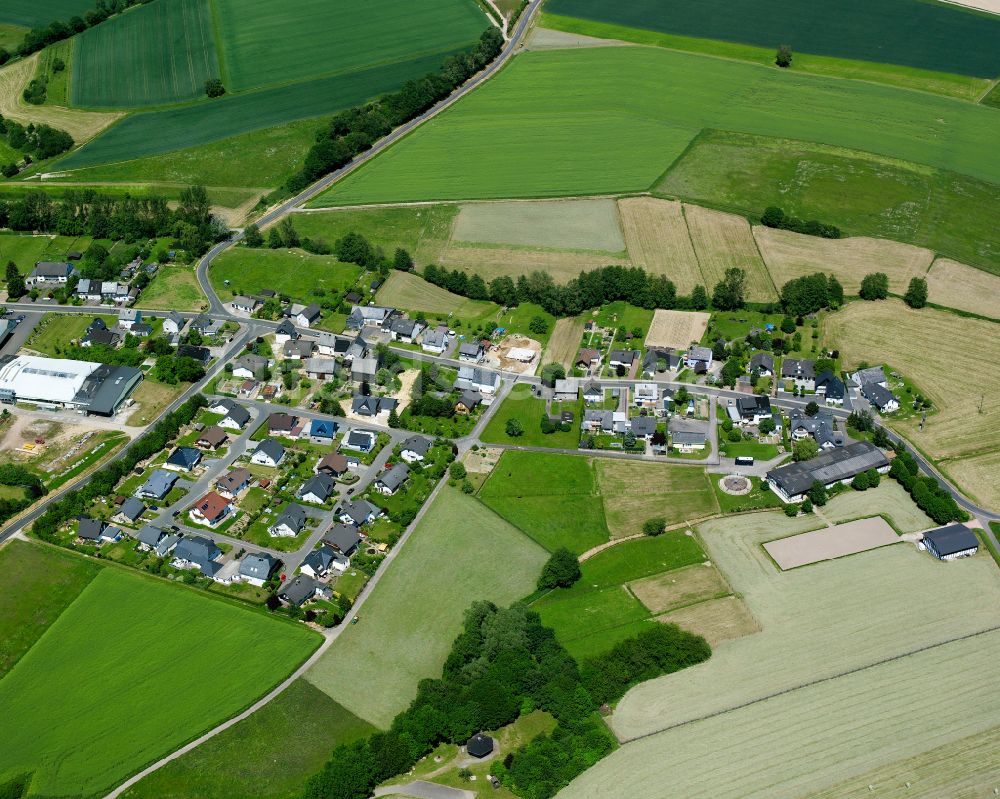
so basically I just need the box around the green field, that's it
[0,23,27,51]
[121,679,374,799]
[25,313,117,356]
[545,0,1000,78]
[479,450,610,553]
[659,129,1000,276]
[376,270,497,317]
[315,46,1000,206]
[210,247,362,302]
[0,569,318,797]
[214,0,485,92]
[0,233,94,274]
[304,486,547,728]
[0,0,93,28]
[480,384,583,450]
[0,540,100,678]
[141,265,208,311]
[71,0,219,108]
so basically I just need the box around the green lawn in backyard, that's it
[304,486,547,728]
[595,302,654,340]
[210,247,362,303]
[659,129,1000,276]
[24,313,117,356]
[314,46,1000,206]
[480,384,582,449]
[140,265,208,310]
[0,0,93,28]
[120,679,374,799]
[717,428,779,460]
[0,233,95,275]
[712,475,785,514]
[479,450,609,554]
[0,540,100,678]
[0,568,319,798]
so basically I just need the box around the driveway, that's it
[373,781,474,799]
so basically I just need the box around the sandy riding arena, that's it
[764,516,899,570]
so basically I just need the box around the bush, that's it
[904,277,928,309]
[505,418,524,438]
[205,78,226,98]
[537,548,581,590]
[859,272,889,300]
[775,44,792,67]
[727,429,742,443]
[449,462,467,480]
[642,517,666,536]
[783,503,798,517]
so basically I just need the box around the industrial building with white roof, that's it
[0,355,143,416]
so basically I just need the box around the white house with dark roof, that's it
[400,436,431,463]
[459,342,484,363]
[240,553,278,587]
[28,262,74,286]
[685,346,713,371]
[376,463,409,495]
[421,328,448,354]
[269,503,307,537]
[251,439,286,468]
[455,366,499,395]
[861,382,900,414]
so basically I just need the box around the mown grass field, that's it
[376,270,496,316]
[0,540,100,678]
[0,0,93,28]
[925,258,1000,320]
[618,197,701,292]
[545,0,1000,77]
[121,679,375,799]
[71,0,219,108]
[683,204,775,302]
[140,265,208,311]
[479,384,583,451]
[0,569,319,798]
[304,487,547,728]
[317,47,1000,206]
[453,199,625,252]
[210,247,362,303]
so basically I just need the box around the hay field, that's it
[926,257,1000,319]
[942,449,1000,512]
[824,300,1000,462]
[644,309,710,350]
[0,55,121,144]
[594,460,718,538]
[617,197,702,291]
[820,481,932,533]
[377,270,495,316]
[544,317,586,367]
[656,595,759,646]
[440,244,623,281]
[763,517,899,570]
[608,504,1000,741]
[629,563,730,613]
[453,199,625,252]
[754,226,934,294]
[560,629,1000,799]
[683,204,776,302]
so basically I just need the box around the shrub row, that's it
[889,448,968,525]
[762,206,842,239]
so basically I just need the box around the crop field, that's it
[593,460,718,538]
[942,450,1000,513]
[210,248,362,304]
[479,450,610,553]
[609,504,1000,742]
[452,199,626,252]
[644,309,710,350]
[753,226,934,295]
[562,629,1000,799]
[0,540,100,678]
[683,204,775,302]
[316,46,1000,208]
[659,130,1000,276]
[617,197,702,291]
[213,0,485,93]
[71,0,219,108]
[304,487,547,728]
[0,0,93,28]
[0,569,318,797]
[825,300,1000,465]
[656,595,759,646]
[544,316,586,367]
[544,0,1000,78]
[121,679,375,799]
[925,258,1000,319]
[376,270,495,316]
[440,243,622,282]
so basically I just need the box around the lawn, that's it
[125,380,187,427]
[120,679,374,799]
[0,0,93,28]
[480,384,582,449]
[303,486,548,728]
[377,270,497,317]
[210,247,362,303]
[24,312,117,356]
[712,475,784,514]
[717,428,779,460]
[140,265,207,310]
[315,46,1000,206]
[71,0,219,108]
[0,569,319,798]
[0,540,100,678]
[0,233,95,275]
[595,301,654,340]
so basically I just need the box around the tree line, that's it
[287,27,504,193]
[889,446,968,525]
[761,206,842,239]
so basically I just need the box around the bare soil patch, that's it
[462,446,503,474]
[629,563,729,614]
[925,257,1000,319]
[544,317,585,367]
[764,516,900,570]
[684,204,776,302]
[486,335,541,374]
[656,595,760,646]
[618,197,702,292]
[644,309,710,350]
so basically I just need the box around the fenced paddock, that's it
[764,517,900,570]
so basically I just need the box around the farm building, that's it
[766,441,890,503]
[922,524,979,561]
[0,355,142,416]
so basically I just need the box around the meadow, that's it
[452,199,625,252]
[303,487,547,728]
[479,384,582,450]
[210,247,362,303]
[316,46,1000,206]
[140,265,207,311]
[0,569,319,798]
[0,0,93,28]
[376,270,496,317]
[121,679,375,799]
[544,0,1000,77]
[71,0,219,108]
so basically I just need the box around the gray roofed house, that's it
[233,354,269,379]
[351,357,378,382]
[323,523,362,555]
[304,358,338,379]
[230,295,260,314]
[301,545,349,578]
[788,409,843,450]
[669,418,708,451]
[134,524,165,550]
[850,366,888,388]
[165,446,202,472]
[608,349,640,368]
[582,381,603,403]
[922,524,979,561]
[270,503,307,537]
[766,441,890,502]
[582,409,614,435]
[173,535,222,575]
[339,499,379,527]
[77,517,109,542]
[82,326,121,348]
[279,574,324,607]
[389,317,425,342]
[154,533,180,558]
[781,358,816,388]
[421,327,448,353]
[28,262,74,284]
[346,305,396,330]
[342,429,376,453]
[861,382,900,414]
[216,467,252,498]
[642,347,680,375]
[282,339,315,360]
[240,553,278,586]
[294,303,322,328]
[400,435,431,463]
[163,311,186,335]
[749,352,775,376]
[251,438,286,467]
[352,395,398,416]
[455,366,500,394]
[275,319,298,342]
[685,346,713,368]
[131,323,152,337]
[268,412,299,435]
[376,462,409,495]
[136,469,178,499]
[815,370,846,404]
[190,314,213,333]
[732,395,772,425]
[219,403,251,430]
[346,333,369,361]
[298,473,336,504]
[113,497,146,524]
[315,331,347,356]
[630,415,656,440]
[459,342,484,362]
[455,389,482,413]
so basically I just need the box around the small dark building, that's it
[466,733,494,759]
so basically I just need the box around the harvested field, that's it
[544,317,586,367]
[629,562,729,614]
[754,226,934,295]
[655,595,759,646]
[618,197,702,292]
[0,55,121,144]
[941,449,1000,513]
[440,244,622,281]
[683,204,776,302]
[594,460,718,538]
[764,517,899,570]
[453,199,626,252]
[825,300,1000,462]
[925,257,1000,319]
[644,309,710,350]
[609,504,1000,741]
[375,271,494,316]
[819,482,932,533]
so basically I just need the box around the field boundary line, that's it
[206,0,230,88]
[977,77,999,103]
[680,202,709,290]
[616,624,1000,744]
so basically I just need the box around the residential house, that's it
[131,322,152,337]
[455,366,500,395]
[400,435,431,464]
[136,469,178,500]
[351,357,378,382]
[163,311,186,336]
[274,319,299,346]
[298,473,336,505]
[766,441,890,503]
[173,535,222,577]
[188,491,232,527]
[554,379,578,402]
[279,574,329,607]
[133,524,166,552]
[459,342,485,363]
[165,447,202,472]
[301,546,348,579]
[190,314,213,335]
[251,439,286,468]
[294,303,322,328]
[669,419,707,453]
[352,395,397,417]
[217,402,251,431]
[345,334,369,362]
[196,426,228,451]
[582,382,603,404]
[77,517,117,543]
[75,279,102,302]
[630,415,656,441]
[316,332,347,357]
[308,418,337,444]
[576,348,601,371]
[728,395,772,426]
[304,358,338,381]
[316,452,348,478]
[154,533,180,558]
[642,347,680,376]
[282,339,315,360]
[862,382,900,414]
[230,296,260,314]
[118,309,141,331]
[389,317,425,343]
[749,352,775,377]
[685,346,713,371]
[781,358,816,390]
[323,523,361,556]
[421,328,449,354]
[633,383,658,408]
[815,370,846,405]
[849,366,888,389]
[216,467,252,499]
[455,390,482,415]
[922,524,979,561]
[269,503,307,537]
[608,349,640,372]
[28,262,74,286]
[376,463,409,495]
[232,354,269,380]
[177,344,211,365]
[81,323,121,349]
[268,412,300,437]
[341,429,376,453]
[112,497,146,526]
[582,410,629,436]
[346,305,396,330]
[239,553,278,587]
[788,409,843,450]
[338,499,379,527]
